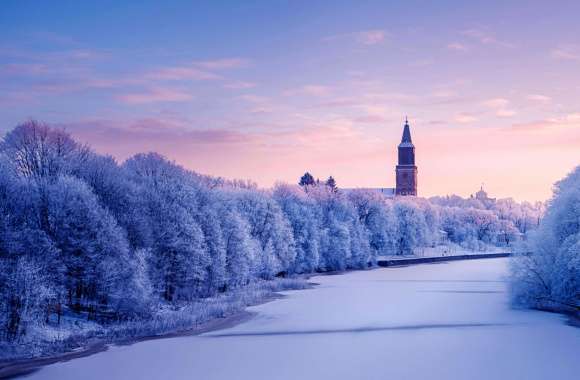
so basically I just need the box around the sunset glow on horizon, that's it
[1,1,579,201]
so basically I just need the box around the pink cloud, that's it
[146,66,221,81]
[353,115,390,124]
[461,29,514,48]
[56,111,580,203]
[526,94,551,104]
[483,98,510,108]
[238,94,269,103]
[551,44,580,61]
[223,81,257,89]
[284,85,332,97]
[117,87,194,104]
[356,30,387,45]
[447,42,468,52]
[496,109,517,118]
[0,63,49,75]
[454,113,478,124]
[194,58,250,70]
[323,29,388,46]
[482,98,516,117]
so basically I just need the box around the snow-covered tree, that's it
[273,183,320,273]
[348,190,398,256]
[220,208,253,289]
[1,120,89,181]
[511,166,580,313]
[234,189,296,278]
[393,200,430,255]
[43,175,144,316]
[0,120,551,345]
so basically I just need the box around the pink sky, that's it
[2,1,579,202]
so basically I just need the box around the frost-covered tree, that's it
[234,189,296,278]
[393,200,430,255]
[273,183,320,273]
[43,175,143,316]
[511,166,580,313]
[348,190,398,256]
[309,186,372,270]
[1,120,89,180]
[220,208,253,289]
[0,120,550,345]
[74,153,152,249]
[123,153,210,302]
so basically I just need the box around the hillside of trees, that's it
[0,121,543,359]
[510,166,580,315]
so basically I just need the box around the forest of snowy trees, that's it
[0,121,545,358]
[510,166,580,315]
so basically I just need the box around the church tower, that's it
[395,118,417,196]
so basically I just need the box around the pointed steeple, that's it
[401,117,412,143]
[395,116,418,196]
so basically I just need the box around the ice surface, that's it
[29,258,580,380]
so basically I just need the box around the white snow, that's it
[29,258,580,380]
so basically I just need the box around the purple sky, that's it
[1,0,579,201]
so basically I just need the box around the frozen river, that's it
[29,258,580,380]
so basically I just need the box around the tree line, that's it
[0,121,543,344]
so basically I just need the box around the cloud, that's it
[511,112,580,132]
[237,94,274,112]
[145,66,221,81]
[353,115,390,124]
[238,94,269,103]
[551,44,580,61]
[194,58,250,70]
[526,94,551,104]
[223,81,257,89]
[28,31,78,46]
[0,63,49,76]
[409,59,434,67]
[356,30,387,45]
[284,85,332,97]
[323,29,388,46]
[482,98,516,118]
[461,29,514,48]
[483,98,510,108]
[454,113,478,124]
[117,87,194,104]
[58,116,389,190]
[313,97,361,108]
[55,108,580,203]
[447,42,468,52]
[496,109,517,118]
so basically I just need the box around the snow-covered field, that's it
[28,258,579,380]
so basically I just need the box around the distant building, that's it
[471,185,496,203]
[395,118,417,196]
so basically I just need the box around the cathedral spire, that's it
[395,117,417,196]
[401,118,413,144]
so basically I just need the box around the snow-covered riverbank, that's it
[20,258,580,380]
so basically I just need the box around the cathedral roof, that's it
[399,118,414,147]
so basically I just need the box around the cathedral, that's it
[395,118,418,196]
[343,118,418,196]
